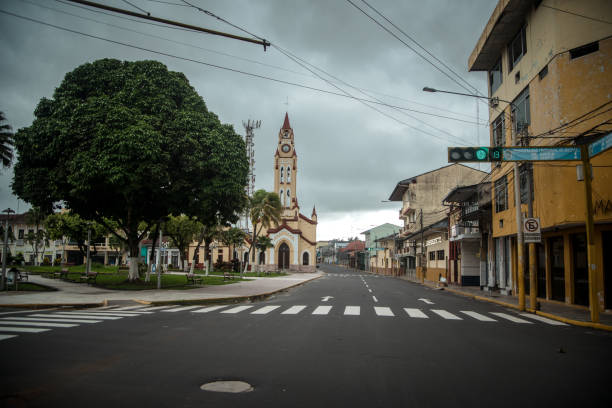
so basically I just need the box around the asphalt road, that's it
[1,264,610,407]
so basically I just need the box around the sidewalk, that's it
[0,272,323,308]
[398,275,612,331]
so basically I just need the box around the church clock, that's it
[281,144,291,153]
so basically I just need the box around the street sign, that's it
[502,147,581,161]
[523,217,541,243]
[588,132,612,158]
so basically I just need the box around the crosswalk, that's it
[0,307,153,342]
[0,303,569,342]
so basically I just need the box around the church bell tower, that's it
[274,113,298,216]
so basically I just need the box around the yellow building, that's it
[469,0,612,310]
[257,113,317,272]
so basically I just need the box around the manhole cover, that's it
[200,381,253,393]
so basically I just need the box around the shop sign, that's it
[426,237,442,246]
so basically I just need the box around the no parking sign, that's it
[523,218,541,243]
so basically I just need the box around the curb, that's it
[428,283,612,331]
[134,274,323,306]
[0,275,322,309]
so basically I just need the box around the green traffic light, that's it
[475,147,488,160]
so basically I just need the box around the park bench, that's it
[223,271,235,281]
[79,272,98,285]
[186,273,203,286]
[16,270,29,282]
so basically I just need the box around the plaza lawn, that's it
[197,270,288,278]
[23,264,119,274]
[8,282,55,292]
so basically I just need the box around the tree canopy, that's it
[12,59,248,280]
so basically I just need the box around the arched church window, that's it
[279,189,284,207]
[302,252,309,266]
[287,166,291,183]
[287,189,290,206]
[280,166,284,183]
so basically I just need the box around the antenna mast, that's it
[242,119,261,231]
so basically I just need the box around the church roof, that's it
[282,112,291,130]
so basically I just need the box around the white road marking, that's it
[431,309,462,320]
[404,308,428,318]
[321,296,334,302]
[5,317,101,324]
[0,326,50,333]
[43,314,122,320]
[111,305,151,311]
[372,296,378,303]
[251,306,281,315]
[418,298,434,305]
[344,306,360,316]
[162,306,202,312]
[0,321,78,328]
[221,306,253,314]
[461,311,497,322]
[0,334,17,341]
[374,307,394,317]
[281,305,306,315]
[192,305,228,313]
[368,289,372,293]
[312,306,332,315]
[93,306,120,310]
[138,305,176,311]
[490,312,533,324]
[519,313,567,325]
[58,311,147,317]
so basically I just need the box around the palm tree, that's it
[0,111,14,168]
[245,190,281,273]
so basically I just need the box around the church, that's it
[258,113,317,272]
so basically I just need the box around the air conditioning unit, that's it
[489,97,499,108]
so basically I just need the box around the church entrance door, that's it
[278,243,290,270]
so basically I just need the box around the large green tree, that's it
[12,59,248,280]
[45,212,107,264]
[165,214,200,270]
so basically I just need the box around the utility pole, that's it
[156,227,162,289]
[242,119,261,231]
[86,224,91,275]
[1,208,15,291]
[420,209,425,283]
[580,144,599,323]
[513,122,526,311]
[526,164,537,310]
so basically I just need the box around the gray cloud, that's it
[0,0,496,233]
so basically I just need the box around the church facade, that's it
[258,113,317,272]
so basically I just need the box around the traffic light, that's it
[447,147,503,162]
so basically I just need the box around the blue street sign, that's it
[502,147,581,161]
[588,132,612,158]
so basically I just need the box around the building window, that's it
[437,250,445,260]
[512,86,530,135]
[280,166,284,183]
[429,251,435,261]
[279,189,283,206]
[508,25,527,71]
[570,41,599,60]
[287,166,291,183]
[286,189,290,206]
[520,163,534,204]
[18,229,24,239]
[489,57,503,94]
[303,252,309,265]
[408,211,416,223]
[495,175,508,213]
[259,251,265,265]
[492,113,506,147]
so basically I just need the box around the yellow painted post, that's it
[529,243,537,309]
[580,145,599,323]
[513,163,526,311]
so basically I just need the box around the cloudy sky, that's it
[0,0,495,240]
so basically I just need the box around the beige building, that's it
[256,113,317,272]
[469,0,612,309]
[388,164,487,280]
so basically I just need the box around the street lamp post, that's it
[86,222,92,275]
[423,87,528,311]
[1,208,15,291]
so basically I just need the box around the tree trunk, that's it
[127,237,139,281]
[146,225,159,283]
[191,236,204,274]
[204,238,211,276]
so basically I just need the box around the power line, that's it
[0,8,486,132]
[121,0,149,15]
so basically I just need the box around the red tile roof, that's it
[282,112,291,129]
[340,240,365,252]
